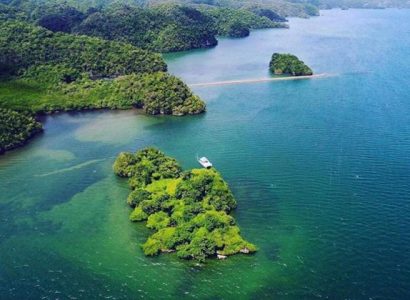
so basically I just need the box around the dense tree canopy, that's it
[0,108,42,154]
[37,5,86,33]
[75,4,218,52]
[0,3,26,20]
[0,0,320,18]
[0,20,204,117]
[0,21,166,77]
[0,1,291,51]
[0,18,205,152]
[269,53,313,76]
[249,6,287,22]
[1,64,205,115]
[200,6,287,38]
[113,147,256,261]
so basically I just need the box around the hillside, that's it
[0,1,290,51]
[0,20,205,153]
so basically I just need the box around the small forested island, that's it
[113,147,256,261]
[0,108,42,154]
[269,53,313,76]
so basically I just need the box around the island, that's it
[269,53,313,76]
[113,147,256,262]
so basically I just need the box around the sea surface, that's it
[1,9,410,299]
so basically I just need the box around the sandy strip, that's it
[188,73,333,87]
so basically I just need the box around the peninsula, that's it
[0,21,205,154]
[113,147,256,262]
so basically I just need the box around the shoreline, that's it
[188,73,333,88]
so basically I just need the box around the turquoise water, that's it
[1,9,410,299]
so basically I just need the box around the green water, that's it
[1,9,410,299]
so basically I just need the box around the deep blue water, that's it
[0,8,409,299]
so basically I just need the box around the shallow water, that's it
[1,9,410,299]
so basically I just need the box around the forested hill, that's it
[0,0,319,17]
[300,0,410,9]
[0,20,205,153]
[0,21,166,77]
[0,1,290,52]
[74,4,218,52]
[0,0,287,52]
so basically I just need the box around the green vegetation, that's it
[0,0,319,19]
[0,1,291,51]
[0,21,204,114]
[113,147,256,261]
[0,20,205,153]
[75,4,218,52]
[0,108,42,154]
[269,53,313,76]
[200,6,287,38]
[0,20,166,76]
[1,65,205,115]
[148,0,319,18]
[0,3,26,21]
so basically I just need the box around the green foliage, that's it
[269,53,313,76]
[34,3,86,32]
[0,1,291,52]
[0,3,27,21]
[127,189,152,207]
[130,206,148,222]
[75,4,218,52]
[22,64,82,85]
[142,237,162,256]
[1,66,205,115]
[200,7,286,38]
[0,18,205,154]
[114,147,256,261]
[147,211,171,230]
[0,20,166,77]
[249,7,287,22]
[113,147,182,188]
[0,0,323,18]
[113,152,139,177]
[111,72,206,115]
[0,108,42,154]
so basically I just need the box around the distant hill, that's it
[0,0,319,17]
[294,0,410,9]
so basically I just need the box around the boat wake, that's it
[35,159,105,177]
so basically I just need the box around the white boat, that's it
[198,156,213,169]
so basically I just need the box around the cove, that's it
[1,9,410,299]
